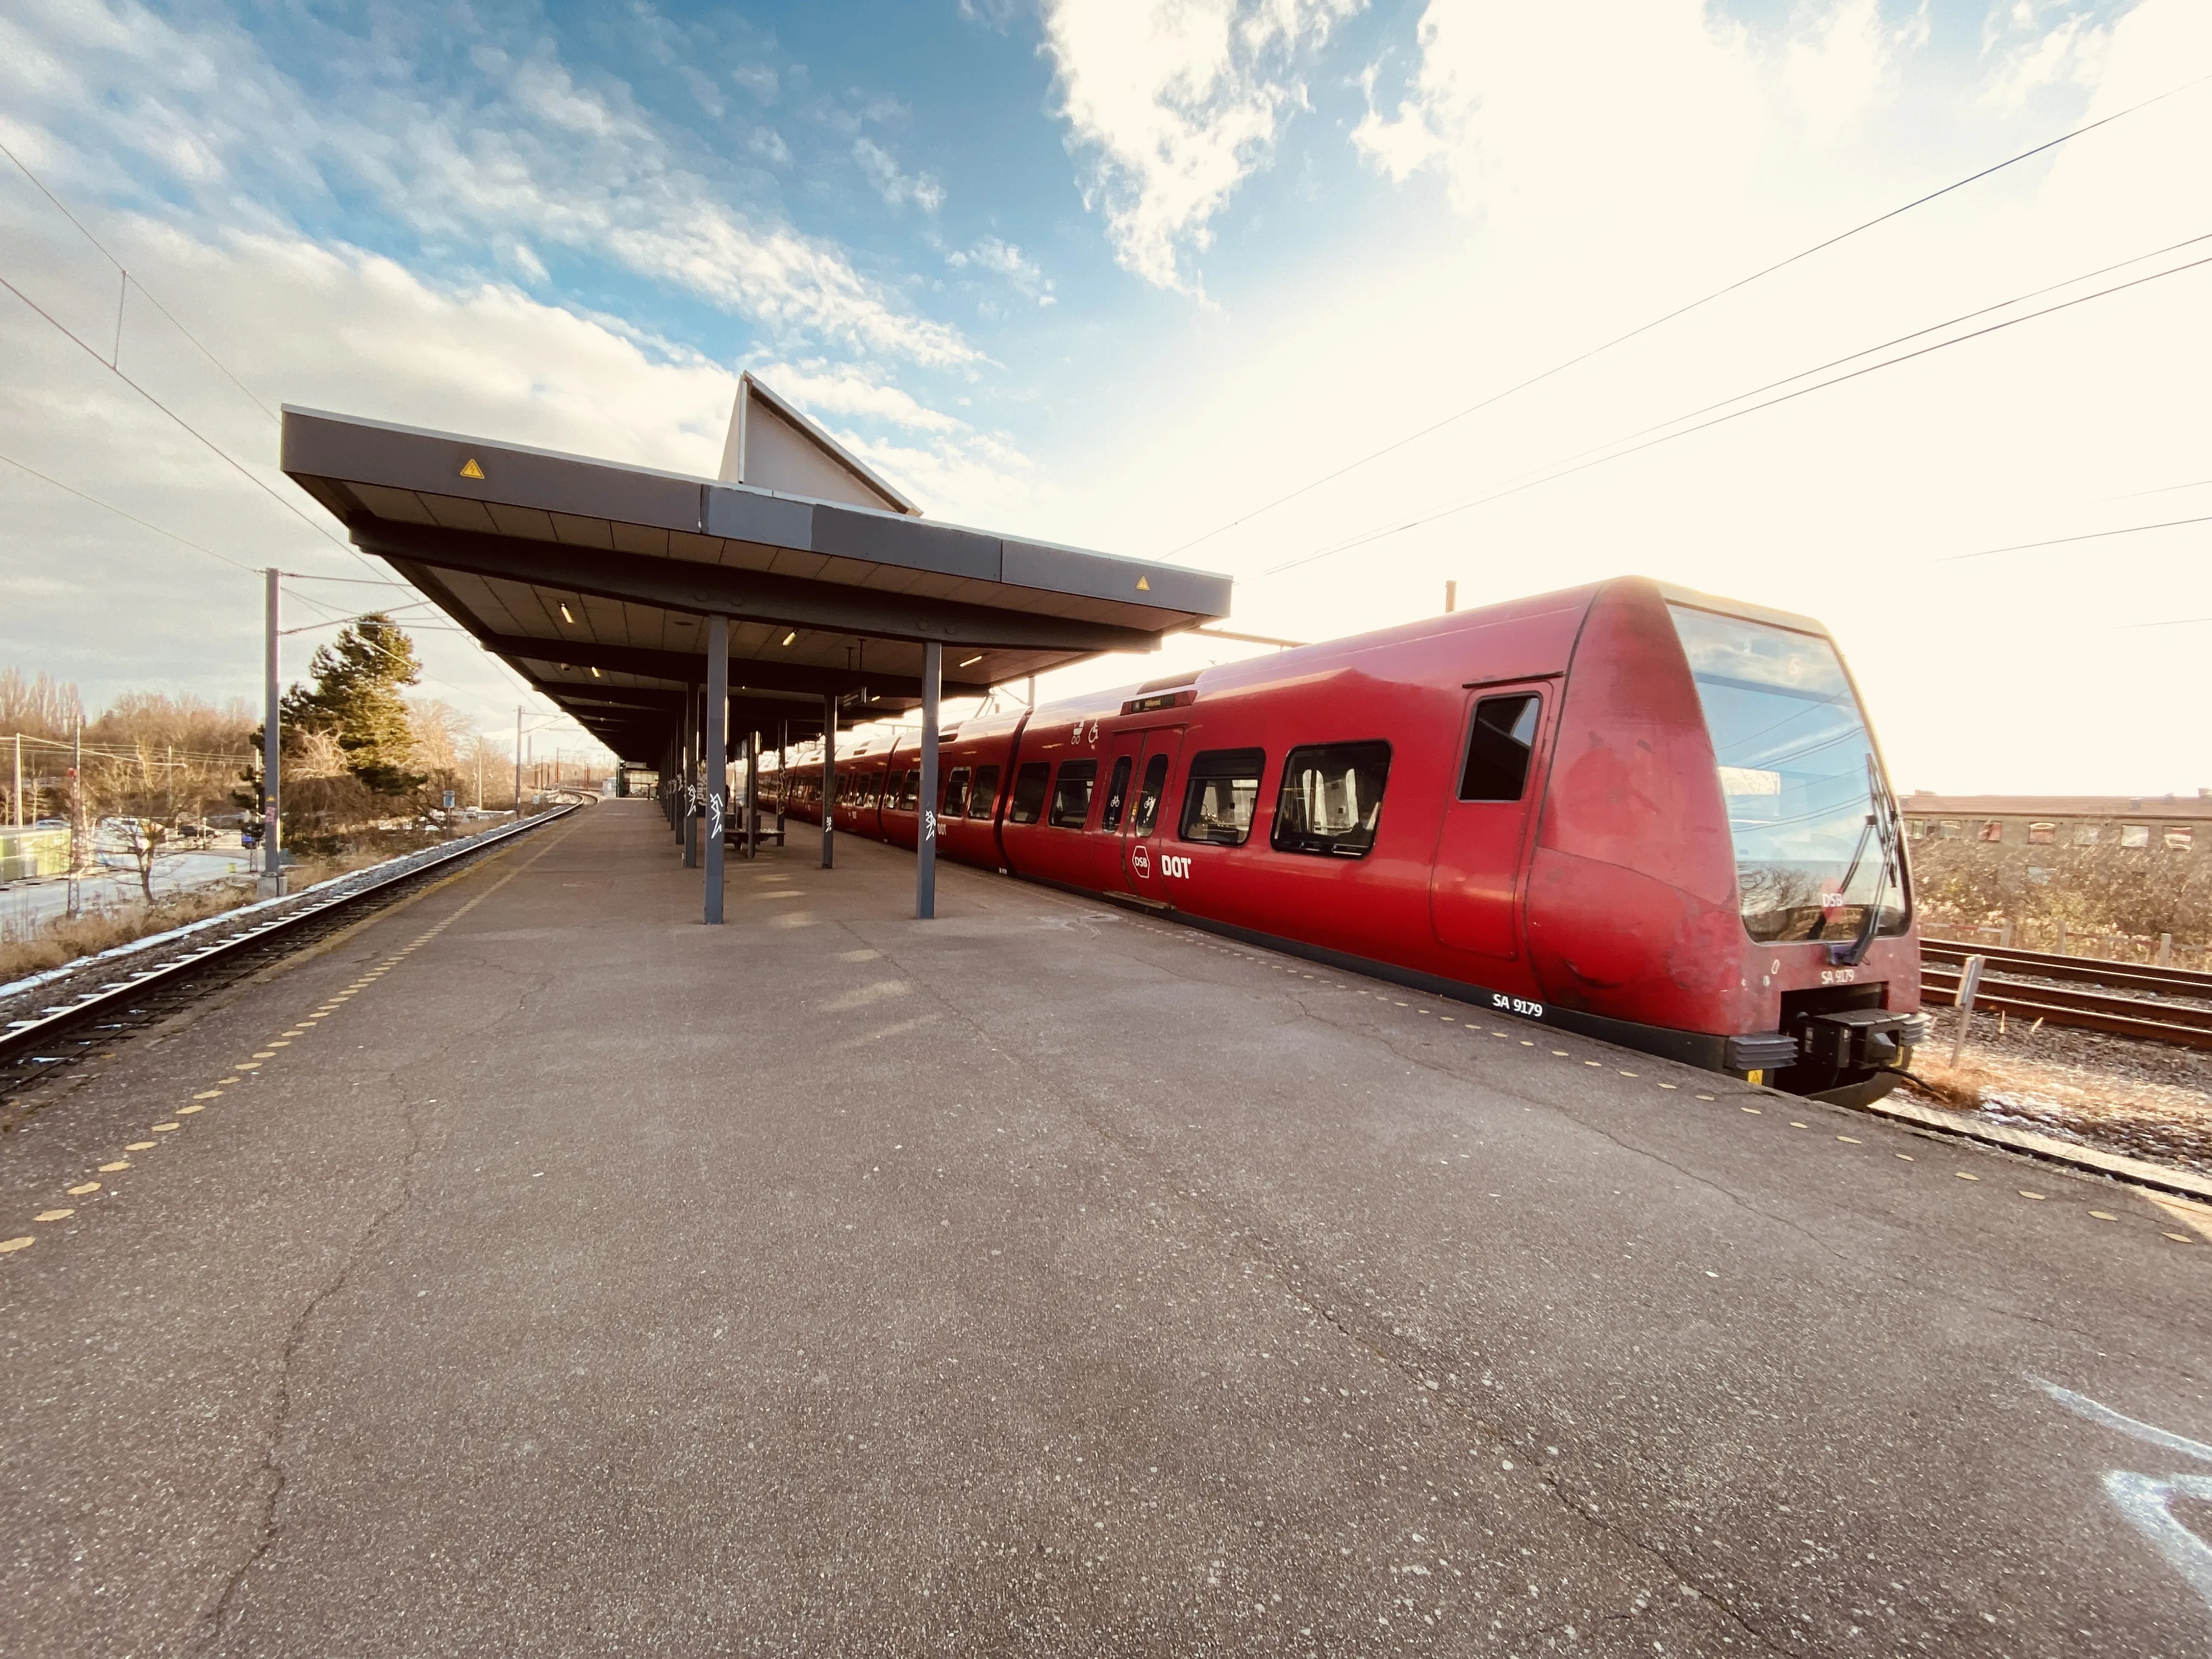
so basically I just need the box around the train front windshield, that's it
[1668,604,1909,945]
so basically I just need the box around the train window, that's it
[2167,827,2193,851]
[1181,748,1265,845]
[1131,753,1170,834]
[2028,821,2055,845]
[943,767,971,819]
[1049,759,1099,828]
[1459,695,1541,802]
[867,771,887,807]
[967,765,1000,818]
[1978,821,2003,843]
[896,770,921,811]
[1273,742,1391,859]
[1008,761,1050,824]
[2121,823,2151,849]
[1099,755,1135,831]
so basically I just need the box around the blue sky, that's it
[2,0,2208,791]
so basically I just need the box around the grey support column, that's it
[745,729,759,860]
[703,618,727,923]
[820,695,836,869]
[776,719,787,846]
[917,641,940,919]
[682,687,699,866]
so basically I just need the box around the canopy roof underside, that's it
[281,406,1232,765]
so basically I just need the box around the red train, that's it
[760,577,1925,1103]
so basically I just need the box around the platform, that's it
[2,800,2206,1654]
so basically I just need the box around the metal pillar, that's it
[820,695,835,868]
[703,618,727,923]
[261,568,284,896]
[917,642,941,919]
[13,731,22,827]
[776,718,787,847]
[744,729,759,860]
[682,683,699,867]
[514,707,524,821]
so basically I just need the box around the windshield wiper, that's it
[1842,755,1901,966]
[1814,814,1877,941]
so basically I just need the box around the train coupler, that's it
[1795,1008,1933,1073]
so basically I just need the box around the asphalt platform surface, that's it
[3,799,2207,1656]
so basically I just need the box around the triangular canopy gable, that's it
[717,373,918,516]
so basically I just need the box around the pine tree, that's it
[279,615,426,795]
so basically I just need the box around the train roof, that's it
[765,577,1836,754]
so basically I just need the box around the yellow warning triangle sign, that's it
[1136,575,1150,591]
[459,458,485,479]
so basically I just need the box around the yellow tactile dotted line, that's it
[1148,923,2203,1248]
[2,908,468,1259]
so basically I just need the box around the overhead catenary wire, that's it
[0,139,279,423]
[0,452,543,730]
[1163,68,2212,561]
[1266,227,2212,579]
[0,266,351,557]
[2102,476,2212,501]
[0,156,602,732]
[0,448,261,575]
[1263,227,2210,577]
[1938,512,2212,563]
[1264,246,2212,578]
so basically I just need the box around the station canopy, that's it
[280,375,1232,765]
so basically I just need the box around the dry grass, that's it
[0,840,411,986]
[0,883,258,983]
[1900,1051,2001,1113]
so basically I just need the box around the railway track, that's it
[1918,938,2212,1052]
[0,805,579,1107]
[1920,939,2212,1001]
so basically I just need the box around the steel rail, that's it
[1920,964,2212,1050]
[0,805,579,1078]
[1921,938,2212,1000]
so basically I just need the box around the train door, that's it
[1429,685,1552,958]
[1089,730,1144,890]
[1114,729,1185,901]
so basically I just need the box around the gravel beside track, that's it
[1908,1002,2212,1175]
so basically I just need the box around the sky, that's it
[0,0,2207,793]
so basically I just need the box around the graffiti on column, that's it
[2038,1376,2212,1613]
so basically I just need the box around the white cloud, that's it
[853,138,946,213]
[1979,7,2117,111]
[743,360,1043,525]
[749,362,967,433]
[1352,1,1768,248]
[1022,0,2212,794]
[946,236,1056,304]
[0,213,744,736]
[1041,0,1364,292]
[0,0,978,368]
[1782,0,1908,142]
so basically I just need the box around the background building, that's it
[1901,792,2211,851]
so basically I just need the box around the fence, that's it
[0,827,71,885]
